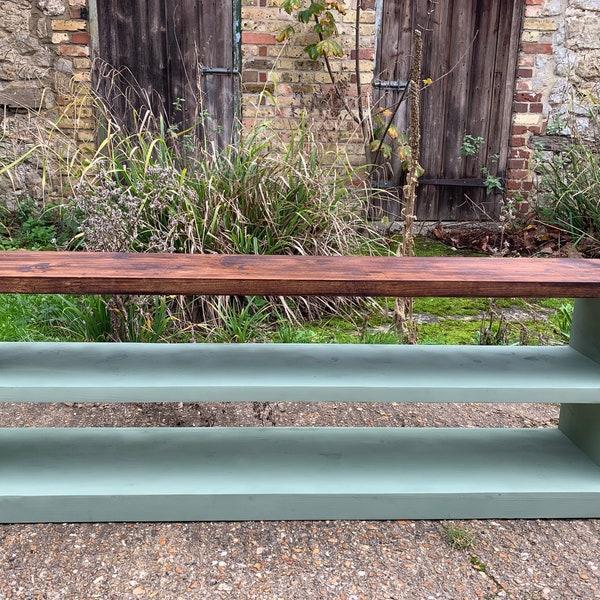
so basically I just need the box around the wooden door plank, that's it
[417,0,451,220]
[198,0,237,148]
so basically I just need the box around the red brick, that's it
[507,169,530,180]
[242,32,276,45]
[519,55,535,67]
[243,70,258,83]
[509,159,528,170]
[515,92,542,102]
[516,80,533,92]
[509,148,532,159]
[57,44,89,56]
[350,49,375,60]
[511,136,527,148]
[521,42,553,54]
[258,46,267,57]
[525,0,542,4]
[528,102,544,113]
[518,68,534,78]
[71,32,90,44]
[505,180,522,191]
[512,125,528,135]
[513,102,530,113]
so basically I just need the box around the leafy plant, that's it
[204,297,270,343]
[442,524,475,550]
[277,0,419,180]
[0,294,72,341]
[552,302,573,342]
[460,134,484,157]
[278,1,346,60]
[66,97,385,333]
[480,167,503,195]
[534,101,600,254]
[0,199,75,250]
[59,295,177,343]
[459,135,503,196]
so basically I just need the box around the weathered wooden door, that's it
[91,0,239,149]
[374,0,522,220]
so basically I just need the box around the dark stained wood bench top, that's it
[1,251,600,298]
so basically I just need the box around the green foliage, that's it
[442,524,475,550]
[279,0,346,58]
[58,295,176,343]
[546,115,567,135]
[460,134,484,157]
[71,115,378,259]
[534,103,600,253]
[0,199,75,250]
[66,101,384,334]
[552,302,573,342]
[0,294,73,341]
[459,135,503,195]
[277,0,415,180]
[205,297,270,343]
[480,167,503,195]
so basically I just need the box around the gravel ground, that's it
[1,401,600,600]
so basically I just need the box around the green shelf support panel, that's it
[559,298,600,466]
[2,342,600,404]
[1,427,600,523]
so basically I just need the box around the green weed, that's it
[59,295,177,343]
[0,294,73,341]
[442,524,475,550]
[534,99,600,254]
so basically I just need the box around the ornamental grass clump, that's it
[68,103,383,336]
[72,121,373,258]
[535,100,600,256]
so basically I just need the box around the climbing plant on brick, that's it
[277,0,411,175]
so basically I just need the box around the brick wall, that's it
[3,0,599,210]
[507,0,600,205]
[50,1,95,147]
[241,0,377,166]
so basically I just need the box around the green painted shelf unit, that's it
[0,252,600,521]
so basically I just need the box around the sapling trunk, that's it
[393,29,422,344]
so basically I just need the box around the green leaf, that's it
[397,144,411,163]
[387,124,399,140]
[304,43,320,60]
[315,39,344,58]
[315,11,338,37]
[276,25,296,43]
[281,0,302,14]
[298,8,314,23]
[370,140,392,159]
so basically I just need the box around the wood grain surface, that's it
[1,251,600,297]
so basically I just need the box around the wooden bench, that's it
[1,251,600,522]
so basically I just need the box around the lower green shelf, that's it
[1,427,600,522]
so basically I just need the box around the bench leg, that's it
[559,298,600,466]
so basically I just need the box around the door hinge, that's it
[201,67,239,75]
[373,79,408,91]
